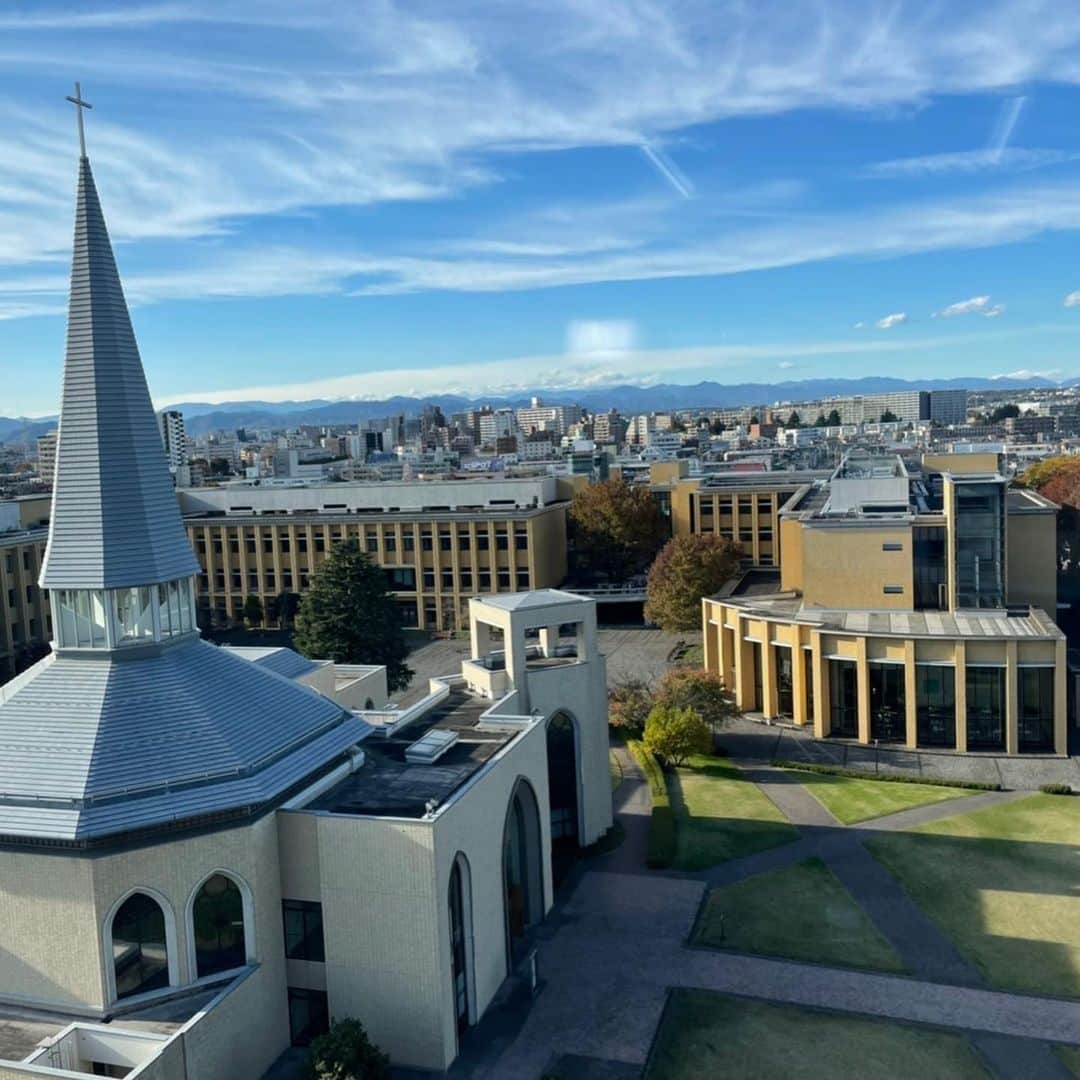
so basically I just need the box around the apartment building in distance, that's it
[0,495,51,681]
[703,449,1067,756]
[35,431,57,486]
[180,477,569,632]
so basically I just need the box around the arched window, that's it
[448,857,471,1037]
[192,874,247,978]
[112,892,170,999]
[503,779,544,970]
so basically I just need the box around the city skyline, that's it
[5,3,1080,414]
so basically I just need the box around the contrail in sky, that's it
[988,95,1027,161]
[640,142,694,198]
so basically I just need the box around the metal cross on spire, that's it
[66,82,92,158]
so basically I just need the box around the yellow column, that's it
[904,640,918,749]
[734,620,753,712]
[812,635,829,738]
[1054,638,1068,756]
[792,642,809,727]
[856,638,871,744]
[1005,641,1019,756]
[702,604,718,674]
[761,638,778,718]
[954,641,968,753]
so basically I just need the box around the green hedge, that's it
[629,740,677,868]
[772,759,1001,792]
[1039,783,1074,796]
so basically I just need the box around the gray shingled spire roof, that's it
[40,155,200,590]
[0,141,370,846]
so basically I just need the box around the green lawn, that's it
[646,991,988,1079]
[694,857,904,972]
[867,794,1080,997]
[1057,1046,1080,1078]
[670,755,800,870]
[789,769,978,824]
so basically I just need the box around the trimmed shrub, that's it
[644,705,711,768]
[305,1018,389,1080]
[772,759,1001,792]
[1039,783,1074,796]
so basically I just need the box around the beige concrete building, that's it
[703,450,1068,755]
[0,131,615,1080]
[662,466,829,567]
[180,479,568,633]
[0,496,50,681]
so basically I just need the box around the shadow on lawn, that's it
[666,761,800,871]
[865,828,1080,997]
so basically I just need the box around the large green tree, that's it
[294,540,413,691]
[644,534,741,632]
[570,477,668,581]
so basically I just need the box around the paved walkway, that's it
[467,745,1079,1079]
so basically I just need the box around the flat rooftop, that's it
[310,688,517,818]
[0,988,219,1063]
[709,589,1063,641]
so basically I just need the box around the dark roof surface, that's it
[310,689,513,818]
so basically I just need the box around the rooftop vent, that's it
[405,728,460,765]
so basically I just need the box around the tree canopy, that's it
[786,410,801,429]
[643,704,711,767]
[644,534,741,632]
[608,677,653,736]
[1020,456,1080,509]
[294,539,413,692]
[570,477,668,581]
[655,667,735,732]
[880,409,899,423]
[990,403,1021,422]
[825,408,842,426]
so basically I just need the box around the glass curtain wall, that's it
[869,663,905,742]
[953,483,1005,609]
[916,666,956,747]
[775,646,794,718]
[1018,667,1055,752]
[966,666,1006,750]
[829,659,858,737]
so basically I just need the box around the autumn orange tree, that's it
[644,534,741,632]
[1020,456,1080,508]
[569,477,668,581]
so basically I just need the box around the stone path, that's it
[468,746,1080,1079]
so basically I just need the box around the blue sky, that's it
[4,2,1080,415]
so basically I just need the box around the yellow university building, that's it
[703,450,1068,756]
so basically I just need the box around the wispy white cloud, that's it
[566,319,637,355]
[162,324,1074,406]
[1065,290,1080,307]
[935,295,1005,319]
[988,95,1027,160]
[876,312,907,329]
[3,2,1080,317]
[992,368,1062,381]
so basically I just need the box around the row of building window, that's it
[203,568,531,597]
[192,527,529,557]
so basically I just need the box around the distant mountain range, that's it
[1,374,1072,444]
